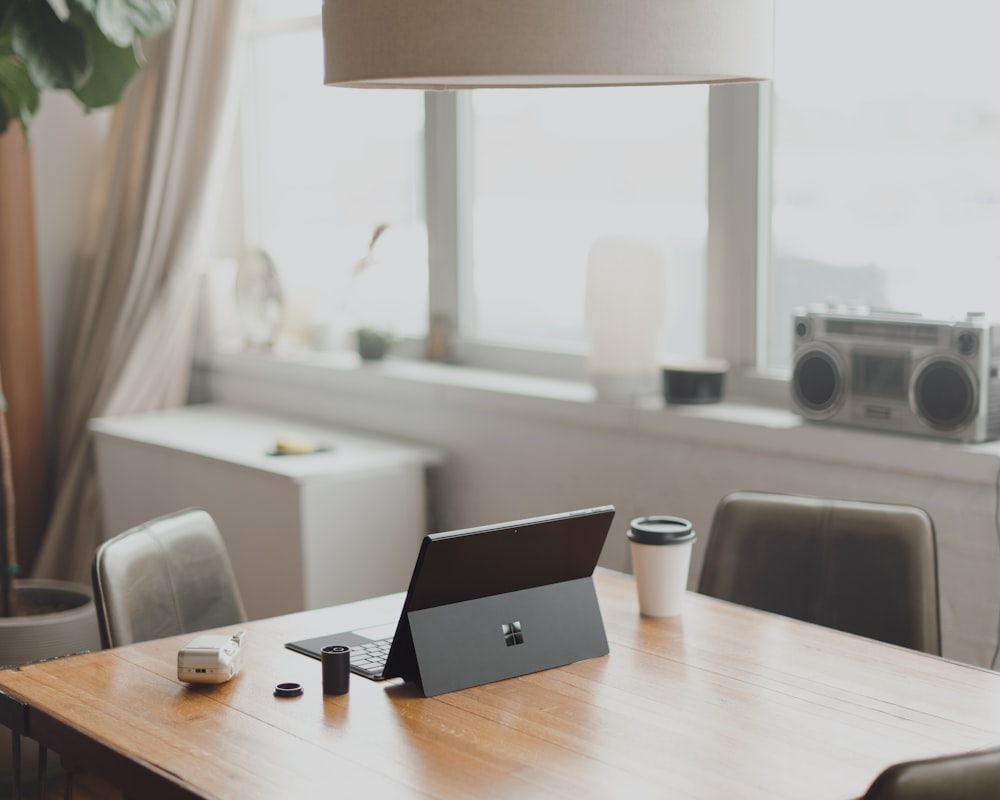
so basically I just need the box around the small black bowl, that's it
[662,361,728,405]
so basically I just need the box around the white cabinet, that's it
[90,404,443,619]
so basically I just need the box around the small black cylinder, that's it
[321,645,350,695]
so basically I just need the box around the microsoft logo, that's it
[501,621,524,647]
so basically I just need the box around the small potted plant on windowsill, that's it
[318,224,395,357]
[355,327,395,362]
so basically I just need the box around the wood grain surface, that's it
[3,570,1000,799]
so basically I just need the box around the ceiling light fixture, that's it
[323,0,774,90]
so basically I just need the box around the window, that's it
[240,5,708,377]
[239,3,1000,394]
[242,4,427,344]
[763,0,1000,371]
[467,87,708,359]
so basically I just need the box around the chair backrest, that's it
[697,491,940,654]
[863,747,1000,800]
[92,508,247,648]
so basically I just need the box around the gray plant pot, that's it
[358,337,389,361]
[0,579,101,783]
[356,329,394,361]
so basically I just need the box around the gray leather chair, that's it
[697,491,940,654]
[863,747,1000,799]
[91,508,247,649]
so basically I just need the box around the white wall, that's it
[30,94,112,434]
[29,92,244,430]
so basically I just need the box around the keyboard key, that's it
[347,636,393,678]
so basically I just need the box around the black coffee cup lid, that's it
[627,516,695,545]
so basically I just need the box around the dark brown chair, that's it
[697,491,940,654]
[862,747,1000,799]
[92,507,247,648]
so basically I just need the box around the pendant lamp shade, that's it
[323,0,774,90]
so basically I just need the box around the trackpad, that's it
[352,622,397,641]
[285,621,397,659]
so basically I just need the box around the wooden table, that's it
[3,569,1000,799]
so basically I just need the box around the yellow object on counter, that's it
[274,432,318,455]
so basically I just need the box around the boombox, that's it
[791,308,1000,442]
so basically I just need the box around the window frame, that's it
[705,82,788,403]
[423,83,782,397]
[240,10,783,398]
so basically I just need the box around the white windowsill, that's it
[202,349,1000,488]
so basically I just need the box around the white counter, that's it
[91,404,444,618]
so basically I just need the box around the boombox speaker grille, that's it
[793,350,841,414]
[913,360,976,431]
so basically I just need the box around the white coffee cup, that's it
[628,516,696,617]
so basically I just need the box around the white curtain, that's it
[33,1,244,582]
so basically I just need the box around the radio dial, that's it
[956,331,978,356]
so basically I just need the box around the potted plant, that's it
[0,0,175,779]
[356,326,396,361]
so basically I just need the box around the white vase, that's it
[234,248,285,350]
[584,236,668,404]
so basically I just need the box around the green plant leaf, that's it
[10,0,90,91]
[70,4,140,109]
[78,0,174,48]
[0,0,175,136]
[0,20,38,134]
[0,53,39,133]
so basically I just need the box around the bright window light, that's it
[468,86,709,361]
[243,13,428,344]
[765,0,1000,370]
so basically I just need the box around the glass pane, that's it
[766,0,1000,370]
[469,86,708,361]
[245,25,427,344]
